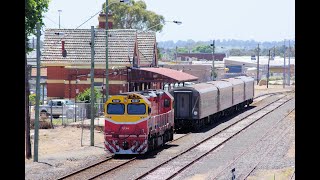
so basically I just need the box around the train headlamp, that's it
[193,111,198,115]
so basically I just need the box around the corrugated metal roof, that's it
[139,67,198,82]
[225,56,295,66]
[41,29,156,66]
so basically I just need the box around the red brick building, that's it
[41,14,197,100]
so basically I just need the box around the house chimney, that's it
[61,40,67,57]
[61,40,65,52]
[98,12,113,29]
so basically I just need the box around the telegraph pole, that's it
[175,46,178,63]
[288,40,291,86]
[58,10,62,29]
[105,0,109,102]
[211,40,215,80]
[267,49,271,88]
[283,40,286,88]
[34,22,41,162]
[256,43,260,85]
[90,26,95,146]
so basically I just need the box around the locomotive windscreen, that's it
[107,103,125,114]
[127,103,146,114]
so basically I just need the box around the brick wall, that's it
[47,66,66,79]
[64,83,91,99]
[47,83,64,98]
[48,66,131,99]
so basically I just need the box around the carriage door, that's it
[174,91,192,119]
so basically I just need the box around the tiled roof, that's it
[139,67,198,82]
[137,32,156,66]
[41,29,156,66]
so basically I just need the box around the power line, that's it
[44,15,67,29]
[43,9,104,54]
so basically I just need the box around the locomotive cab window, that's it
[107,103,125,114]
[127,104,146,115]
[164,99,170,107]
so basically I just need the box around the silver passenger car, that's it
[206,81,233,112]
[235,76,254,101]
[222,78,245,106]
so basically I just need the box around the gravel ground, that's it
[25,126,112,180]
[170,95,295,180]
[25,85,294,180]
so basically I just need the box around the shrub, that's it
[76,87,102,103]
[29,93,36,105]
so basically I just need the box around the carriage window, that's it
[164,99,170,107]
[107,103,125,114]
[127,104,146,114]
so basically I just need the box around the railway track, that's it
[57,132,191,180]
[134,95,293,180]
[58,92,293,180]
[210,108,295,179]
[240,110,294,180]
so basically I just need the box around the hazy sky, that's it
[43,0,295,42]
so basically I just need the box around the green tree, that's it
[25,0,50,52]
[29,93,36,106]
[76,88,103,103]
[76,88,103,118]
[25,0,50,160]
[192,45,212,53]
[102,0,165,32]
[177,47,189,53]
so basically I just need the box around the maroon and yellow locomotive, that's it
[104,89,174,154]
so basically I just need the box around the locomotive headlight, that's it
[193,111,198,115]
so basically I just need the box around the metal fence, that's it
[29,103,105,126]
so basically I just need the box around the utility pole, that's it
[273,46,276,60]
[105,1,109,102]
[58,10,62,29]
[175,46,178,63]
[267,49,271,88]
[256,43,260,85]
[288,40,291,86]
[34,22,41,162]
[42,82,45,105]
[90,26,95,146]
[283,40,286,88]
[211,40,215,80]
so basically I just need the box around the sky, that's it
[42,0,295,42]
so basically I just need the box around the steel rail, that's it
[57,156,114,179]
[211,108,295,179]
[135,95,291,180]
[240,113,294,180]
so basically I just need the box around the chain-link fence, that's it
[29,102,105,126]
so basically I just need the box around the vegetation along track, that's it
[134,95,293,180]
[57,132,191,180]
